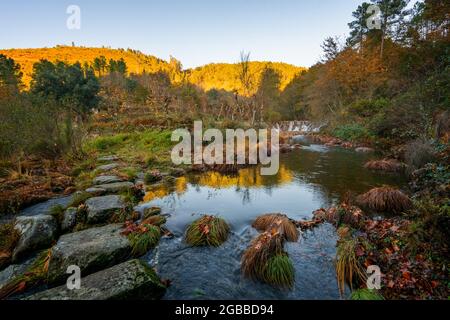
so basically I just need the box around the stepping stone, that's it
[355,147,375,153]
[61,208,78,233]
[92,175,123,185]
[97,155,119,162]
[13,215,57,262]
[85,187,107,196]
[0,254,39,291]
[85,195,126,224]
[47,224,131,283]
[95,182,134,194]
[96,163,119,172]
[27,259,166,300]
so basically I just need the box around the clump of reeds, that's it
[335,237,367,296]
[185,215,230,247]
[356,186,412,214]
[122,221,162,257]
[253,213,299,242]
[242,214,299,288]
[364,159,405,172]
[262,253,295,288]
[241,231,284,280]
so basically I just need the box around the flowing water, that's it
[136,137,407,300]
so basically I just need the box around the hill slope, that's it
[0,46,306,93]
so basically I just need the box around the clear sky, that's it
[0,0,377,68]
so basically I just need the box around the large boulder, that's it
[85,195,126,224]
[12,215,57,262]
[47,224,131,284]
[92,175,123,185]
[27,259,166,300]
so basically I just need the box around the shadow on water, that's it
[138,142,407,300]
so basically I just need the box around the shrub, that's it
[356,187,412,214]
[348,98,388,118]
[333,124,371,142]
[185,215,230,247]
[404,138,436,170]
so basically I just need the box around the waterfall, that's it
[273,121,325,133]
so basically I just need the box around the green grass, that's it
[128,224,161,257]
[68,192,92,208]
[83,129,174,167]
[185,215,230,247]
[351,289,384,300]
[49,205,65,225]
[262,253,295,288]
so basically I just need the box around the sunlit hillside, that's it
[0,46,172,86]
[0,46,306,93]
[188,62,306,94]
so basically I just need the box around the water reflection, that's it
[138,144,406,299]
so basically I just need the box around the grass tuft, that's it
[350,288,384,300]
[336,238,367,296]
[262,253,295,288]
[185,215,230,247]
[127,224,161,257]
[364,159,405,172]
[357,186,412,214]
[253,213,299,242]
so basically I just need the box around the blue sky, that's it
[0,1,397,68]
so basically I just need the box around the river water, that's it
[137,137,406,300]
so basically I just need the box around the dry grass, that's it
[357,187,412,214]
[0,223,20,269]
[252,214,299,242]
[142,215,167,227]
[185,215,230,247]
[364,159,405,172]
[336,238,367,296]
[241,231,284,280]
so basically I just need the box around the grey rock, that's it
[92,175,123,185]
[13,215,57,262]
[85,195,126,224]
[97,155,119,162]
[96,163,119,172]
[0,254,39,290]
[61,208,78,233]
[85,187,107,196]
[95,182,134,194]
[355,147,375,153]
[27,259,166,300]
[47,224,131,284]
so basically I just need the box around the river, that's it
[136,136,406,300]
